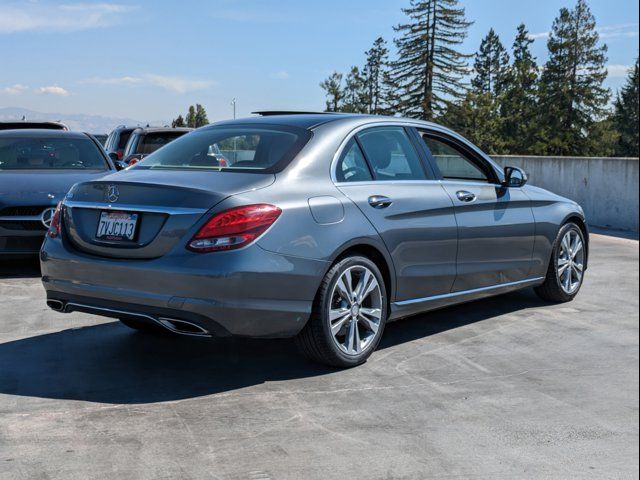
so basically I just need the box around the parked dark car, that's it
[0,129,115,256]
[0,121,68,131]
[120,127,193,165]
[103,126,136,161]
[41,113,588,367]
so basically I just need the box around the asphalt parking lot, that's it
[0,232,638,480]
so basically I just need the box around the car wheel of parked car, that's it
[118,317,166,333]
[296,255,388,368]
[535,222,586,303]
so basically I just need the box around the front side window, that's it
[421,135,489,182]
[336,139,373,182]
[134,126,310,173]
[0,137,108,170]
[357,127,427,181]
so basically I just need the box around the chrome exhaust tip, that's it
[157,318,210,337]
[47,299,65,312]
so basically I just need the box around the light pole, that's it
[231,98,237,156]
[231,98,237,119]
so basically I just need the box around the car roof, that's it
[0,129,89,139]
[208,113,441,131]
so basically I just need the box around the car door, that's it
[334,125,458,303]
[418,130,536,292]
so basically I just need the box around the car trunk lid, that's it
[63,169,275,259]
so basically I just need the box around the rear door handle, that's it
[456,190,477,203]
[368,195,393,209]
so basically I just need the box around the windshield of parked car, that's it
[0,136,108,170]
[134,126,311,173]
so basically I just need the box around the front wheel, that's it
[296,255,388,368]
[535,222,586,302]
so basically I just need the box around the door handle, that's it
[368,195,393,209]
[456,190,477,203]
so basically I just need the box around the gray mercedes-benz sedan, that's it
[41,113,588,367]
[0,129,116,256]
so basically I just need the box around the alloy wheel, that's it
[328,265,383,356]
[558,229,585,295]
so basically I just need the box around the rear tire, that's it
[296,255,388,368]
[535,222,586,303]
[118,317,165,333]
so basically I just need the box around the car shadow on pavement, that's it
[0,257,41,279]
[0,289,547,405]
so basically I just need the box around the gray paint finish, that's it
[41,114,587,338]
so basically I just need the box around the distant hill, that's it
[0,107,169,134]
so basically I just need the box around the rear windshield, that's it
[134,126,311,173]
[0,136,108,170]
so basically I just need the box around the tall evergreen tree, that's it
[472,28,510,95]
[171,114,186,128]
[342,66,367,113]
[613,58,639,157]
[194,104,209,127]
[185,105,197,128]
[363,37,390,114]
[391,0,473,120]
[320,72,344,112]
[538,0,610,156]
[501,24,541,154]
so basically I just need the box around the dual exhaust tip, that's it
[46,299,210,337]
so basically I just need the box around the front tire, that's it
[535,222,586,302]
[296,255,388,368]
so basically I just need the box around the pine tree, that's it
[538,0,610,156]
[194,104,209,127]
[613,58,639,157]
[320,72,344,112]
[342,66,367,113]
[171,114,186,128]
[391,0,473,120]
[185,105,197,128]
[501,24,541,154]
[472,28,510,95]
[363,37,390,114]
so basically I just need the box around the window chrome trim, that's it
[394,277,545,306]
[64,200,207,215]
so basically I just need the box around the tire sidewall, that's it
[318,256,388,366]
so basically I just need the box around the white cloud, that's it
[37,86,70,96]
[270,71,290,80]
[1,84,28,95]
[82,74,215,94]
[0,2,136,34]
[528,31,549,40]
[607,64,633,78]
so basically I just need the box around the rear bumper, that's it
[41,238,328,338]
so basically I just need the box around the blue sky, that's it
[0,0,638,123]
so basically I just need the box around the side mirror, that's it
[504,166,528,188]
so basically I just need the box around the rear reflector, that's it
[187,204,281,253]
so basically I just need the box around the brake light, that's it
[47,202,62,238]
[128,157,139,166]
[116,149,124,159]
[187,204,281,252]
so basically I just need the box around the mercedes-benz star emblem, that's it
[106,185,120,203]
[41,207,57,229]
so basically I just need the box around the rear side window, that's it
[117,130,133,150]
[134,126,311,173]
[0,136,108,170]
[336,139,373,182]
[357,127,427,181]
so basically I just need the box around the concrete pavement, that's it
[0,233,638,479]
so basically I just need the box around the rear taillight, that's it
[116,149,124,159]
[187,204,281,253]
[47,202,62,238]
[128,157,140,166]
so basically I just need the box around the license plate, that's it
[96,211,138,241]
